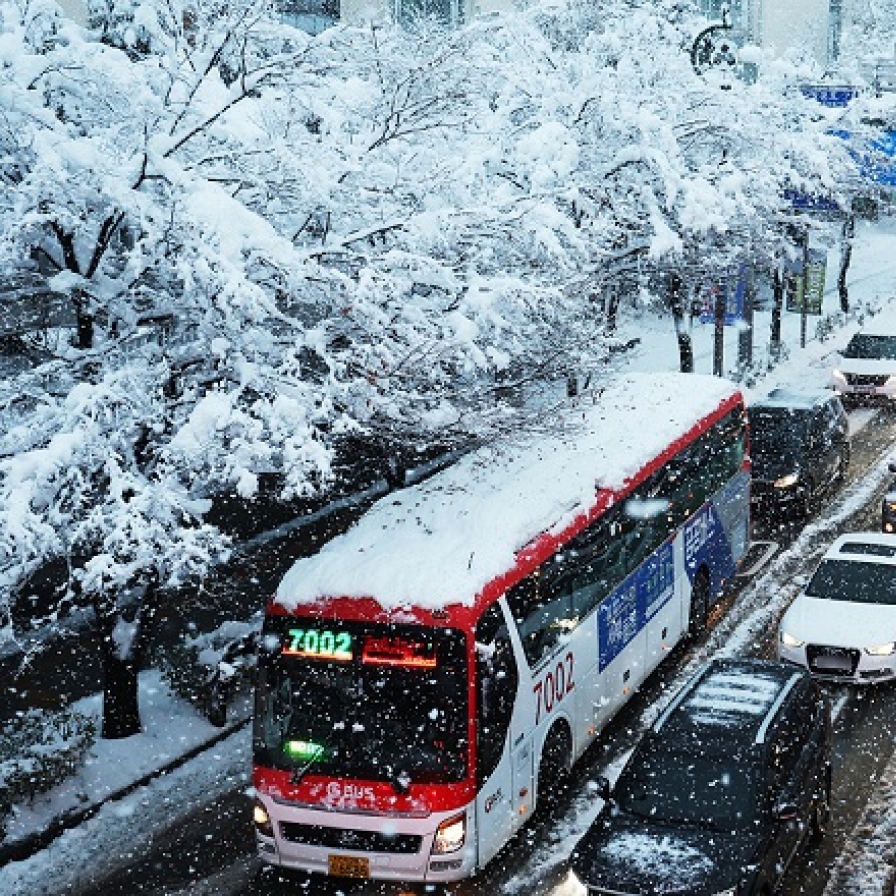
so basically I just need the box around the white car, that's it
[831,327,896,402]
[778,533,896,683]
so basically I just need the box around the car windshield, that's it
[253,618,469,785]
[805,558,896,605]
[749,408,810,458]
[614,744,759,831]
[842,334,896,360]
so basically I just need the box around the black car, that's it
[569,658,832,896]
[749,388,849,517]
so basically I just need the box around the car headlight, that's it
[774,472,799,489]
[832,368,847,385]
[780,630,805,648]
[712,889,737,896]
[432,812,466,854]
[886,502,896,512]
[866,642,896,656]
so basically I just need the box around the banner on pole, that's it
[785,248,826,314]
[698,268,746,325]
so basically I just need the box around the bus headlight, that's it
[780,630,804,649]
[432,813,466,854]
[866,642,896,656]
[254,799,274,837]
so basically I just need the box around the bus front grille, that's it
[279,821,423,853]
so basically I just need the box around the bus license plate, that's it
[328,855,370,878]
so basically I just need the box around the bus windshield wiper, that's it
[289,757,318,785]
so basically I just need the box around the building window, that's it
[278,0,339,35]
[396,0,463,26]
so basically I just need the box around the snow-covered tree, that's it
[0,0,857,737]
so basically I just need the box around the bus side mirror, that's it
[594,776,613,802]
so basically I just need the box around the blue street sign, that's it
[800,84,861,107]
[783,188,841,213]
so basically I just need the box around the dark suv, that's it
[569,658,832,896]
[749,388,849,517]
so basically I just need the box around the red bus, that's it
[252,372,750,884]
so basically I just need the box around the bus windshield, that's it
[253,617,469,786]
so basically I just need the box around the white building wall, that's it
[755,0,832,67]
[341,0,391,26]
[57,0,89,26]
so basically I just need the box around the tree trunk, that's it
[838,214,855,314]
[73,289,94,350]
[737,267,754,369]
[667,271,694,373]
[713,284,725,377]
[605,286,620,335]
[101,650,143,739]
[770,266,783,361]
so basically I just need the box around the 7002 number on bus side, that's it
[534,651,575,725]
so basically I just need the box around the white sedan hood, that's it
[782,595,896,648]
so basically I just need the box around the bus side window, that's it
[475,605,519,786]
[506,571,575,668]
[569,516,629,619]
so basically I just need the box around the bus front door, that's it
[475,621,521,866]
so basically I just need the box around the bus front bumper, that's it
[254,800,477,883]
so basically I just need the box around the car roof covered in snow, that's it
[652,658,806,747]
[751,387,835,411]
[273,372,743,620]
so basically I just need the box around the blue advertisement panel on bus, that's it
[598,541,674,672]
[597,499,737,673]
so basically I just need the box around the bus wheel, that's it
[536,726,571,817]
[688,570,710,637]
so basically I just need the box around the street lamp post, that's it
[691,4,741,377]
[690,4,735,88]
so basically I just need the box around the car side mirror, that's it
[594,775,613,802]
[774,801,799,822]
[889,463,896,475]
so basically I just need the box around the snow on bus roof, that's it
[276,373,740,613]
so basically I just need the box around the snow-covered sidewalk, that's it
[2,217,896,895]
